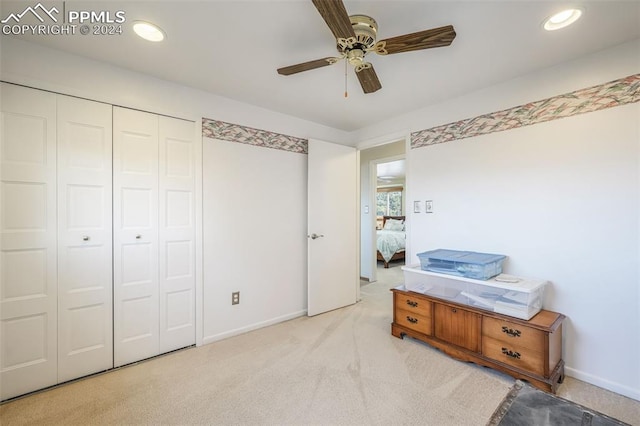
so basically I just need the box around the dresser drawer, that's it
[482,316,544,352]
[395,308,432,335]
[483,336,544,375]
[394,293,432,318]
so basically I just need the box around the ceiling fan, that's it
[277,0,456,94]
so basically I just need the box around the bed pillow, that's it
[384,218,404,231]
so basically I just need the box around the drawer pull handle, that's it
[501,326,521,338]
[406,316,418,324]
[501,347,521,359]
[406,300,418,308]
[82,236,90,241]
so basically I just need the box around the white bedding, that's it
[377,230,406,262]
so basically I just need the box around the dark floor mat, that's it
[488,381,629,426]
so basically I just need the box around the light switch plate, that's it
[425,200,433,213]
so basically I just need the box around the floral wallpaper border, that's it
[202,118,308,154]
[411,74,640,149]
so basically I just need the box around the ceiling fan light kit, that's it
[277,0,456,94]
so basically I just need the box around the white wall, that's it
[354,39,640,399]
[409,105,639,399]
[202,139,307,342]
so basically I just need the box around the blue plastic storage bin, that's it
[417,249,506,280]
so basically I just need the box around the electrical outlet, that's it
[232,291,240,305]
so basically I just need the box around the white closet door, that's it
[113,107,159,367]
[0,84,58,400]
[158,117,195,353]
[56,96,113,382]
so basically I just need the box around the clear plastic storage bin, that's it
[417,249,506,280]
[402,265,547,320]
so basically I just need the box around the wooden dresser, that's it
[391,286,565,393]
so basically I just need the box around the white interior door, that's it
[158,116,195,353]
[307,139,358,316]
[113,107,159,367]
[57,95,113,381]
[0,84,58,399]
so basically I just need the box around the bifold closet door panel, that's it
[159,117,195,353]
[113,107,160,367]
[0,84,58,400]
[56,95,113,382]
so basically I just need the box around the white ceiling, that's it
[4,1,639,131]
[377,159,405,178]
[377,159,405,185]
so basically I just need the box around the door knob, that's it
[308,233,324,240]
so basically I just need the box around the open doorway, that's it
[359,140,406,284]
[375,159,406,266]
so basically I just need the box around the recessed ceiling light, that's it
[543,8,583,31]
[133,21,165,42]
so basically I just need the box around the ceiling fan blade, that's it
[356,65,382,94]
[311,0,356,40]
[277,57,338,76]
[375,25,456,55]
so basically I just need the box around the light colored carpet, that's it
[1,265,638,425]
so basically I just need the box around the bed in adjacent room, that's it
[376,215,406,268]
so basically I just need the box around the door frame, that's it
[357,132,411,284]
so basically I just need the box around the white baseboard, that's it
[566,366,640,401]
[200,310,307,346]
